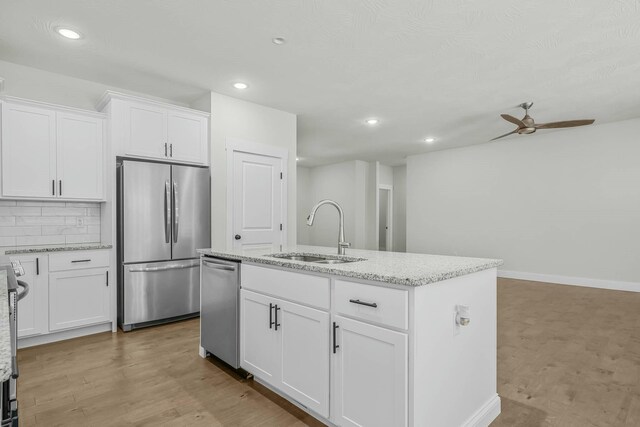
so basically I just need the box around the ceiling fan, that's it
[491,102,595,141]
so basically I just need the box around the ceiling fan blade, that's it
[489,129,517,141]
[535,119,595,129]
[501,114,525,128]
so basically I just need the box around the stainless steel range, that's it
[1,259,28,427]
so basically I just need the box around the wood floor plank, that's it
[16,278,640,426]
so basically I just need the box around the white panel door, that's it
[332,315,408,427]
[125,101,167,159]
[14,255,48,338]
[240,290,280,385]
[232,151,283,251]
[49,268,110,331]
[1,102,57,198]
[56,112,104,200]
[278,299,330,418]
[167,111,207,164]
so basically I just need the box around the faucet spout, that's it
[306,199,350,255]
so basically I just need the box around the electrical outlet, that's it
[76,217,84,226]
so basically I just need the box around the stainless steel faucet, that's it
[306,199,351,255]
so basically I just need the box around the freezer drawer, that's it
[122,259,199,326]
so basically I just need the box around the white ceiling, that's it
[1,1,640,166]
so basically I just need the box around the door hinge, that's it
[280,224,283,231]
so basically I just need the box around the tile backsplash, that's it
[0,200,101,247]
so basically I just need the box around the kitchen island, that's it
[198,245,503,427]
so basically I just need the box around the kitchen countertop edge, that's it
[0,271,11,382]
[197,247,503,287]
[3,243,113,255]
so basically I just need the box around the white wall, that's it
[208,92,297,249]
[378,164,393,186]
[297,166,311,244]
[0,59,191,109]
[407,119,640,284]
[392,165,407,252]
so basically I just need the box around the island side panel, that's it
[410,268,500,427]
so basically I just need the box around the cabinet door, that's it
[240,289,280,385]
[1,102,56,198]
[278,299,330,418]
[125,101,167,159]
[332,315,408,427]
[167,111,207,164]
[49,268,110,331]
[14,255,48,338]
[56,112,104,199]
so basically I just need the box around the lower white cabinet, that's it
[13,255,48,338]
[49,268,110,331]
[241,290,280,382]
[331,315,408,427]
[240,289,330,418]
[12,250,112,345]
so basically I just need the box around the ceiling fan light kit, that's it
[491,102,595,141]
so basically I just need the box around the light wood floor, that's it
[17,278,640,426]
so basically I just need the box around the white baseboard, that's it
[18,322,112,349]
[463,394,501,427]
[499,270,640,293]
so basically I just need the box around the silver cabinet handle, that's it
[71,259,91,263]
[349,299,378,308]
[172,181,179,243]
[164,143,168,157]
[164,180,171,243]
[170,143,173,157]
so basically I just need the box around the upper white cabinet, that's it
[99,91,209,165]
[1,102,57,198]
[56,112,104,199]
[0,98,105,201]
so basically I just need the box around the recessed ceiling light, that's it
[56,27,82,40]
[233,82,248,90]
[296,157,300,161]
[272,37,286,45]
[365,118,379,125]
[424,137,436,143]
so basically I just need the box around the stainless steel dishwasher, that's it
[200,256,240,369]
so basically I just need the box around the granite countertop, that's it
[3,243,113,255]
[0,270,11,382]
[197,245,503,287]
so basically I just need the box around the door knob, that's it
[234,234,241,240]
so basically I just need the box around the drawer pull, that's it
[349,299,378,308]
[71,259,92,263]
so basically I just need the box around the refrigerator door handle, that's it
[128,260,199,273]
[172,180,179,243]
[164,180,171,244]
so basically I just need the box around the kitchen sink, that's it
[268,253,365,265]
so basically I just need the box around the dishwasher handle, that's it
[16,279,29,301]
[202,260,237,272]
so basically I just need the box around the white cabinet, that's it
[331,315,408,427]
[240,289,330,418]
[12,250,112,346]
[49,267,110,331]
[56,112,104,200]
[241,289,280,383]
[13,255,48,338]
[279,299,330,417]
[167,110,208,163]
[99,91,209,165]
[125,100,167,159]
[0,98,105,201]
[1,102,56,198]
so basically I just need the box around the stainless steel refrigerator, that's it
[116,159,210,331]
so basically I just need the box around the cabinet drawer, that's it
[49,250,110,272]
[334,279,408,330]
[241,264,330,310]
